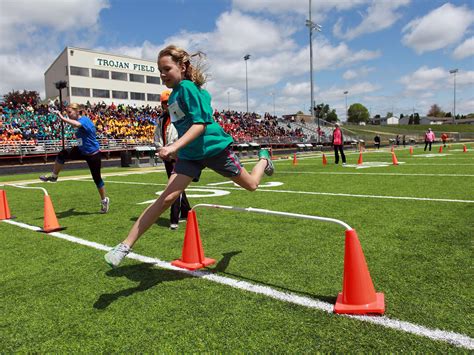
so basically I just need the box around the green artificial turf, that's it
[1,146,472,352]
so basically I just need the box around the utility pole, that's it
[306,0,322,143]
[450,69,458,124]
[244,54,251,115]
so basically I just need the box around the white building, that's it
[44,47,168,106]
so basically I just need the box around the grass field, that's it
[1,143,473,352]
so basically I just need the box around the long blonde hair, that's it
[68,103,84,112]
[158,45,207,87]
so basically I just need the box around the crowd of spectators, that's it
[214,111,304,143]
[0,101,305,147]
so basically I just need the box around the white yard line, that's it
[2,218,473,350]
[276,171,474,177]
[96,180,474,204]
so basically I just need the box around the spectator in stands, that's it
[105,44,275,268]
[441,133,448,147]
[154,89,191,230]
[39,103,110,214]
[424,128,435,151]
[332,123,346,165]
[374,134,381,149]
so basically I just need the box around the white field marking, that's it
[206,181,284,188]
[138,188,231,204]
[413,154,450,158]
[75,179,474,204]
[276,171,474,177]
[2,218,473,350]
[404,163,474,166]
[343,162,406,169]
[9,169,166,186]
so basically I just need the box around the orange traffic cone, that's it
[322,153,327,166]
[0,189,12,220]
[172,210,215,270]
[293,153,298,166]
[439,145,443,153]
[463,145,467,153]
[357,152,363,165]
[409,146,413,155]
[391,151,399,165]
[334,229,385,315]
[42,195,64,233]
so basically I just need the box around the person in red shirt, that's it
[332,123,346,165]
[441,133,448,147]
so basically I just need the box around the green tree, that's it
[347,103,369,123]
[326,109,338,122]
[427,104,445,117]
[414,113,420,124]
[3,90,40,106]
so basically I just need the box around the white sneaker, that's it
[169,223,179,230]
[100,197,110,214]
[104,243,131,268]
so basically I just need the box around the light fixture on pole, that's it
[306,0,322,143]
[55,80,68,150]
[227,90,230,112]
[343,91,349,122]
[244,54,251,115]
[449,69,458,124]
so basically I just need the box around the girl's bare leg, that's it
[231,159,267,191]
[123,174,193,247]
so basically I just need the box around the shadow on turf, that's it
[210,251,337,304]
[93,263,191,310]
[55,208,98,218]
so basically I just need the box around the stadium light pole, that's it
[244,54,251,115]
[306,0,322,143]
[227,90,230,112]
[344,91,349,122]
[55,80,68,149]
[270,92,276,117]
[449,68,458,124]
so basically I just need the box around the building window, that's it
[112,90,128,100]
[71,87,90,97]
[70,66,89,77]
[146,76,161,85]
[92,89,110,98]
[91,69,109,79]
[130,74,144,83]
[131,92,145,101]
[147,93,160,102]
[111,71,128,81]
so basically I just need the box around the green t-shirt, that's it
[168,80,233,160]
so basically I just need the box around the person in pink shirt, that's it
[424,128,436,151]
[332,123,346,165]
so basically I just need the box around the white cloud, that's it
[402,3,474,54]
[343,66,374,80]
[333,0,410,40]
[455,70,474,86]
[0,0,110,52]
[0,0,109,96]
[453,37,474,59]
[399,66,447,91]
[0,53,56,98]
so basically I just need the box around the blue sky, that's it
[1,0,473,119]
